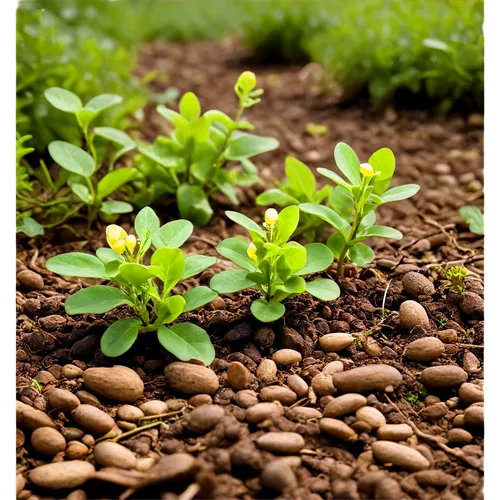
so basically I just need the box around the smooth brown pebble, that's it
[319,333,354,352]
[31,427,66,456]
[16,401,55,431]
[447,428,473,446]
[402,272,435,296]
[94,441,137,469]
[288,407,322,420]
[246,402,284,424]
[438,329,458,343]
[377,424,413,441]
[320,418,358,441]
[324,394,367,417]
[46,388,80,412]
[62,364,83,379]
[261,461,297,492]
[421,365,468,389]
[458,383,484,406]
[332,365,402,393]
[260,386,297,406]
[286,374,308,397]
[71,404,114,436]
[227,361,253,390]
[28,461,95,489]
[256,359,277,384]
[17,270,44,291]
[184,404,224,434]
[234,390,259,409]
[83,366,144,403]
[188,394,212,407]
[464,406,484,427]
[139,400,167,416]
[65,441,89,460]
[272,349,301,365]
[116,405,144,422]
[256,432,305,453]
[356,406,386,429]
[164,362,219,395]
[399,300,430,330]
[372,441,430,471]
[405,337,444,362]
[322,361,344,376]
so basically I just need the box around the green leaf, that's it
[369,148,396,195]
[306,279,340,301]
[96,248,124,264]
[182,255,217,280]
[65,286,131,314]
[179,92,201,121]
[84,94,123,114]
[348,242,375,266]
[251,299,285,323]
[329,186,355,221]
[104,260,122,278]
[158,323,215,365]
[225,211,266,238]
[48,141,95,177]
[150,247,185,293]
[274,205,300,246]
[334,142,361,185]
[459,206,484,235]
[45,87,82,113]
[16,217,44,237]
[225,133,279,160]
[152,219,193,249]
[156,295,186,324]
[423,38,451,52]
[256,189,299,207]
[381,184,420,203]
[182,286,218,312]
[119,263,152,287]
[285,156,315,199]
[298,243,334,275]
[177,184,213,226]
[299,203,351,238]
[68,176,92,203]
[277,276,306,294]
[46,253,105,278]
[101,318,141,357]
[100,200,133,215]
[318,168,352,190]
[135,207,160,244]
[97,169,137,199]
[210,269,255,293]
[94,127,135,148]
[326,232,345,257]
[216,238,257,271]
[280,242,307,274]
[356,225,403,241]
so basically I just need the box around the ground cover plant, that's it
[130,71,279,225]
[45,207,217,365]
[210,207,339,322]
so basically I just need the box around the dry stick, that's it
[456,343,484,349]
[178,483,201,500]
[137,409,186,422]
[384,395,483,471]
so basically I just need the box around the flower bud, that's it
[106,224,127,248]
[264,208,278,227]
[125,234,137,253]
[112,239,126,255]
[247,243,257,261]
[237,71,257,92]
[360,163,374,177]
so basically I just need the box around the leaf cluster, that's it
[458,205,484,235]
[441,265,467,296]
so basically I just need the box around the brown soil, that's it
[16,39,484,499]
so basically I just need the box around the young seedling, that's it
[256,156,332,241]
[46,207,218,365]
[441,265,467,296]
[45,87,137,223]
[300,142,420,278]
[210,207,339,322]
[131,71,279,225]
[458,205,484,235]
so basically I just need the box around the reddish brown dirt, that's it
[16,40,484,499]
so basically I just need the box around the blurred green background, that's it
[17,0,484,152]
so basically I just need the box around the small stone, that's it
[422,402,448,422]
[71,404,114,436]
[139,400,168,416]
[65,441,89,460]
[81,434,94,447]
[311,374,335,396]
[261,460,297,492]
[116,405,144,422]
[246,402,284,424]
[260,386,297,406]
[83,366,144,403]
[322,361,344,376]
[320,418,358,441]
[76,390,102,408]
[458,383,484,406]
[463,351,481,373]
[272,349,301,365]
[402,272,435,296]
[94,441,137,470]
[17,270,44,291]
[405,337,445,362]
[377,424,413,441]
[31,427,66,456]
[34,370,57,385]
[464,406,484,427]
[256,359,277,384]
[356,406,386,429]
[46,388,80,412]
[324,394,367,417]
[286,374,309,397]
[164,362,219,395]
[365,337,382,357]
[16,474,26,496]
[372,441,430,471]
[399,301,430,330]
[234,390,259,409]
[256,432,305,453]
[28,461,95,489]
[39,315,66,331]
[61,427,85,442]
[227,361,254,390]
[16,400,55,431]
[188,394,212,407]
[332,365,402,393]
[438,329,458,343]
[459,292,484,318]
[254,327,275,348]
[319,333,354,352]
[287,407,322,420]
[184,404,225,434]
[421,365,468,389]
[447,428,473,446]
[62,364,84,379]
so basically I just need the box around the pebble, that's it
[287,407,322,420]
[458,383,484,406]
[146,453,197,483]
[399,301,430,330]
[256,432,305,453]
[61,427,85,442]
[28,461,95,489]
[83,366,144,403]
[320,418,358,441]
[17,270,44,291]
[46,388,80,412]
[324,394,367,417]
[372,441,430,471]
[438,329,458,343]
[447,428,473,446]
[136,457,156,472]
[94,441,137,469]
[246,402,284,424]
[82,434,94,447]
[459,292,484,317]
[422,402,448,421]
[365,337,382,357]
[184,404,225,434]
[311,373,335,396]
[464,406,484,427]
[463,351,481,373]
[421,365,468,389]
[319,333,354,352]
[35,370,57,385]
[31,427,66,455]
[356,406,386,428]
[188,394,212,407]
[16,474,26,496]
[227,361,253,390]
[256,359,277,384]
[377,424,413,441]
[332,365,402,393]
[117,405,144,422]
[139,400,168,416]
[66,490,87,500]
[16,400,55,431]
[62,364,84,379]
[254,327,275,348]
[71,404,114,436]
[65,441,89,460]
[260,386,297,406]
[286,374,309,397]
[375,477,404,499]
[39,315,66,331]
[405,337,445,362]
[402,272,435,296]
[234,390,259,409]
[272,349,301,365]
[164,362,219,395]
[322,361,344,376]
[261,460,297,492]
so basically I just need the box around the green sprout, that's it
[441,265,467,296]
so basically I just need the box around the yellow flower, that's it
[360,163,374,177]
[247,243,257,262]
[125,234,137,253]
[264,208,278,227]
[106,224,127,255]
